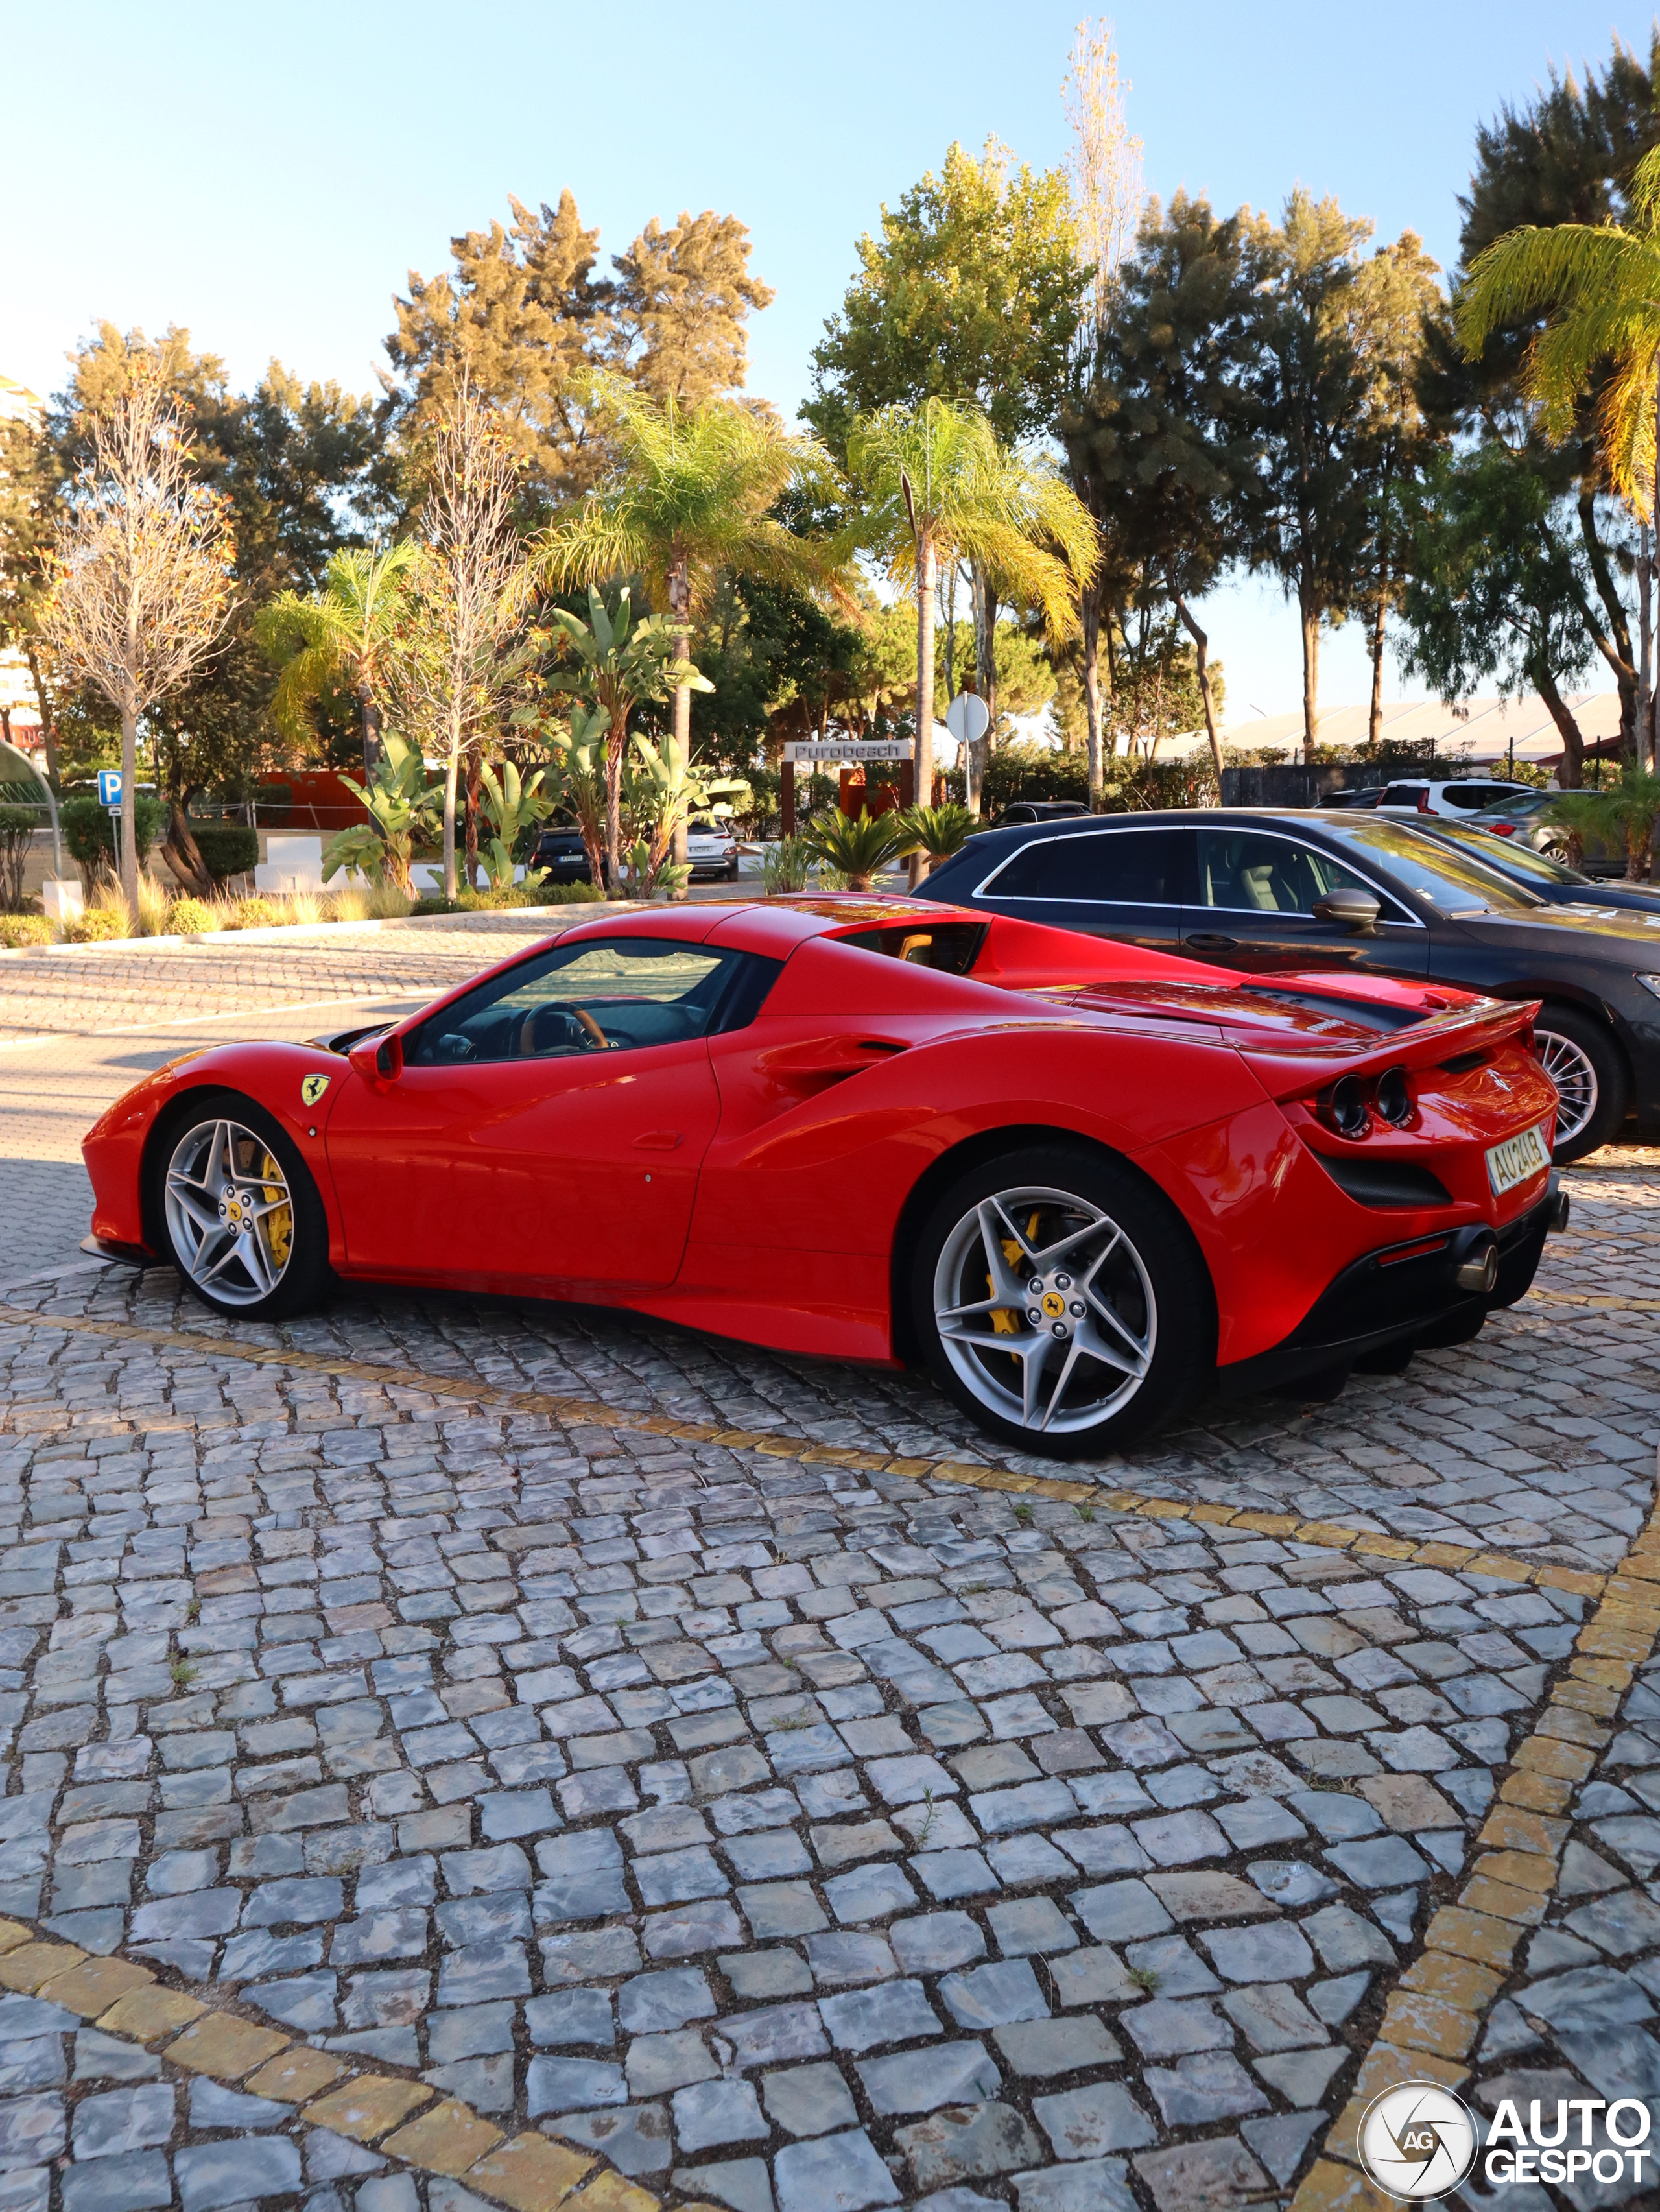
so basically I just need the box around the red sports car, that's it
[81,896,1565,1457]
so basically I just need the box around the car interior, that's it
[407,940,754,1064]
[1196,831,1377,915]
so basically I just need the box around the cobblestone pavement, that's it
[3,920,1659,2211]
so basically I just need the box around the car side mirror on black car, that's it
[1311,889,1381,935]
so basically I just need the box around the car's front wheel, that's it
[152,1093,331,1321]
[912,1145,1211,1458]
[1534,1005,1629,1161]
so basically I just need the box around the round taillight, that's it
[1376,1066,1412,1126]
[1330,1075,1369,1138]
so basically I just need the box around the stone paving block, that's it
[1032,2081,1157,2158]
[857,2038,1001,2114]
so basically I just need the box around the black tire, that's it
[725,860,741,882]
[911,1143,1213,1458]
[148,1089,332,1322]
[1533,1003,1629,1162]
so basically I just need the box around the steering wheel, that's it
[517,1004,610,1056]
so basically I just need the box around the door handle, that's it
[1185,933,1239,951]
[632,1131,683,1151]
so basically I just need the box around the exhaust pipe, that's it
[1454,1240,1499,1295]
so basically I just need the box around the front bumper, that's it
[1216,1179,1565,1397]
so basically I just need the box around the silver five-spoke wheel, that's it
[164,1117,294,1307]
[1534,1029,1598,1150]
[932,1183,1156,1437]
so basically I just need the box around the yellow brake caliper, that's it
[989,1215,1043,1334]
[260,1151,292,1270]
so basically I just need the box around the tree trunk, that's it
[464,739,482,891]
[442,733,460,903]
[1082,582,1104,807]
[912,532,937,888]
[1368,571,1388,752]
[668,551,692,901]
[1536,667,1585,789]
[606,718,627,886]
[1299,589,1320,763]
[118,699,139,909]
[1639,524,1653,779]
[1174,595,1226,784]
[1576,488,1638,759]
[359,684,381,785]
[25,647,58,785]
[161,798,213,899]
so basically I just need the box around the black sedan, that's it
[918,807,1660,1159]
[532,822,602,888]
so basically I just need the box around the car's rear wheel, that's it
[1533,1004,1628,1161]
[912,1145,1211,1458]
[153,1093,331,1321]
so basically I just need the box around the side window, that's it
[1379,783,1427,807]
[408,938,766,1066]
[1444,786,1496,811]
[1006,828,1192,904]
[1196,831,1412,922]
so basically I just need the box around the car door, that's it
[972,824,1194,951]
[1183,827,1428,978]
[325,936,758,1291]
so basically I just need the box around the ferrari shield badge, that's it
[300,1073,331,1107]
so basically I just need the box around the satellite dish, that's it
[946,692,990,743]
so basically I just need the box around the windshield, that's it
[1427,824,1587,886]
[1320,818,1546,914]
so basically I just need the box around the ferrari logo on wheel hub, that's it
[1040,1292,1067,1319]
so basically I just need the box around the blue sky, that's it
[7,1,1652,720]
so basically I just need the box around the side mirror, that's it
[350,1031,403,1084]
[1311,890,1381,936]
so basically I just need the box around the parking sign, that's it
[97,770,122,809]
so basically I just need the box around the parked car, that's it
[1463,787,1626,876]
[1376,778,1541,820]
[916,806,1660,1159]
[81,896,1561,1453]
[993,800,1091,827]
[1324,786,1385,809]
[1417,819,1660,916]
[531,822,598,888]
[686,818,741,881]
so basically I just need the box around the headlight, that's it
[1637,973,1660,1001]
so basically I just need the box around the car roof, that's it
[547,894,983,959]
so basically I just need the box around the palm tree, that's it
[534,375,834,877]
[846,399,1097,862]
[256,541,421,781]
[1456,145,1660,765]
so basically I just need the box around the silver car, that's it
[685,818,740,881]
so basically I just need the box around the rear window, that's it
[1379,784,1427,806]
[986,828,1191,905]
[834,922,985,973]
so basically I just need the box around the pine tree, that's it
[613,211,774,407]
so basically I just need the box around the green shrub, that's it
[65,906,128,942]
[982,744,1091,813]
[189,824,259,881]
[0,803,39,910]
[530,881,605,905]
[61,792,167,879]
[0,914,51,948]
[234,896,280,928]
[166,897,218,936]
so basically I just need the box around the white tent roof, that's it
[1212,692,1623,763]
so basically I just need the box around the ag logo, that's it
[300,1073,331,1107]
[1357,2082,1478,2200]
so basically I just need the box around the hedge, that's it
[61,793,167,872]
[190,825,259,880]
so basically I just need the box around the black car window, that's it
[986,827,1191,904]
[1429,825,1586,885]
[1379,783,1427,806]
[1321,820,1545,914]
[407,938,768,1065]
[1196,829,1413,922]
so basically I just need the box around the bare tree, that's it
[1064,19,1143,803]
[40,363,236,905]
[392,377,532,901]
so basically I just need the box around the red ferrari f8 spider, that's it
[81,897,1565,1456]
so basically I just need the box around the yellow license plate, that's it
[1486,1121,1552,1196]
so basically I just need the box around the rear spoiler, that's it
[1229,996,1538,1103]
